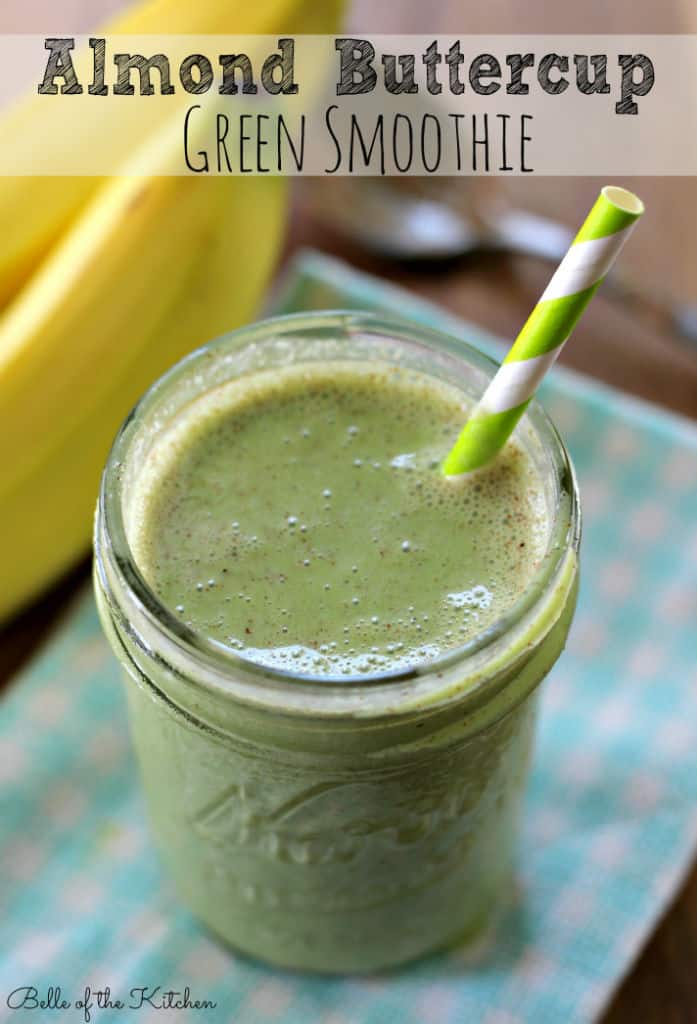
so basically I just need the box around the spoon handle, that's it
[495,208,697,349]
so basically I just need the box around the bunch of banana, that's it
[0,0,343,623]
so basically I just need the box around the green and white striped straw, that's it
[442,186,644,476]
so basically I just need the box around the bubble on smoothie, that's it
[447,585,493,611]
[391,452,416,470]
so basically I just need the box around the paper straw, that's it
[442,186,644,476]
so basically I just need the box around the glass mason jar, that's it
[94,312,580,973]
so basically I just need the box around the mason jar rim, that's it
[95,310,580,713]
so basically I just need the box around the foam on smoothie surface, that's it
[130,361,549,676]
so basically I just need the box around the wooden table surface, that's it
[1,2,696,1021]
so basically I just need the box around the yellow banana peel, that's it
[0,174,286,622]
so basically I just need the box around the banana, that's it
[0,0,343,309]
[0,106,287,621]
[0,0,344,621]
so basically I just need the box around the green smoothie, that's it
[130,362,548,677]
[94,313,579,972]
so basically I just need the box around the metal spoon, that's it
[309,180,697,348]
